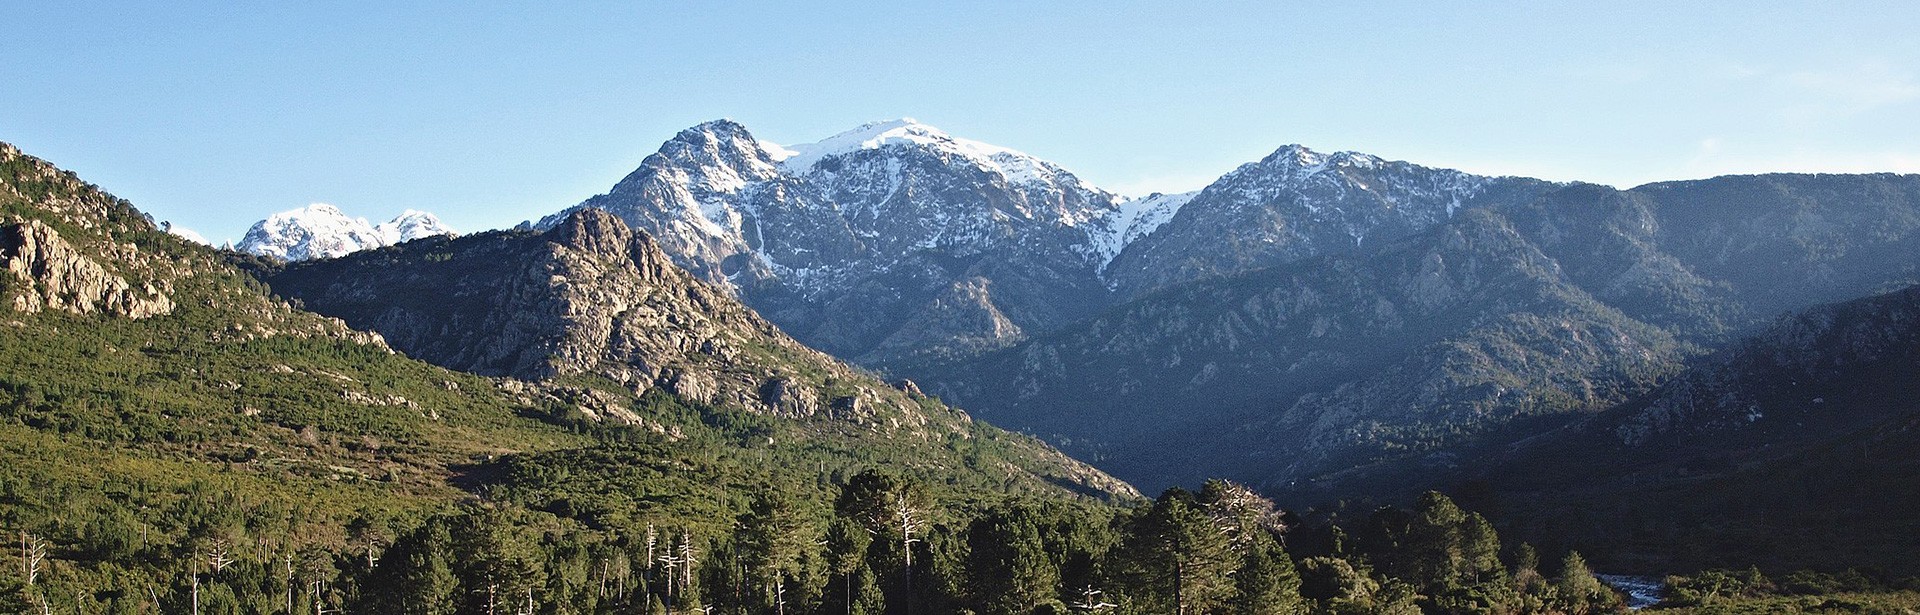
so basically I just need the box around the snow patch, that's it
[160,222,209,246]
[1088,191,1199,273]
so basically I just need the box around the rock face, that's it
[537,120,1539,367]
[2,218,173,318]
[912,173,1920,493]
[238,204,455,261]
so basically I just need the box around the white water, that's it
[1597,574,1666,610]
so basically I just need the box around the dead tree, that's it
[20,531,46,587]
[894,493,926,615]
[1074,586,1117,613]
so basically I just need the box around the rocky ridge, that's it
[259,207,1138,498]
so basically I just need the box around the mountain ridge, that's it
[534,119,1553,367]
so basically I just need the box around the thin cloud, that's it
[1775,61,1920,116]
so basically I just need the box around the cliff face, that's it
[2,218,174,318]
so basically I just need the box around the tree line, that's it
[5,466,1650,615]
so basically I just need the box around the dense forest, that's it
[9,458,1920,615]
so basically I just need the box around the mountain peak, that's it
[777,117,954,172]
[777,118,1086,191]
[677,118,755,143]
[238,204,455,261]
[1254,144,1387,177]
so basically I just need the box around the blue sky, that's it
[3,2,1917,243]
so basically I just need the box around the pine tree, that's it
[1551,551,1615,615]
[739,492,813,615]
[1114,488,1236,615]
[966,504,1058,615]
[1232,542,1305,615]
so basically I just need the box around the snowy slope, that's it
[376,210,457,244]
[537,118,1138,362]
[1085,191,1198,274]
[779,118,1086,190]
[238,204,456,261]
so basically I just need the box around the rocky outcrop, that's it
[2,218,173,318]
[867,276,1026,365]
[263,210,918,423]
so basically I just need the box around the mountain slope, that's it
[534,119,1128,365]
[912,174,1920,494]
[254,207,1135,499]
[918,207,1684,490]
[1465,285,1920,574]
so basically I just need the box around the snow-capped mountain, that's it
[1101,144,1559,295]
[375,210,455,245]
[540,119,1553,365]
[238,204,455,261]
[538,118,1143,363]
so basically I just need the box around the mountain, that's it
[237,203,455,260]
[533,118,1127,364]
[251,207,1135,498]
[909,173,1920,494]
[1101,145,1559,296]
[538,120,1552,367]
[1462,285,1920,573]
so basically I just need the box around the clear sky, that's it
[3,2,1917,243]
